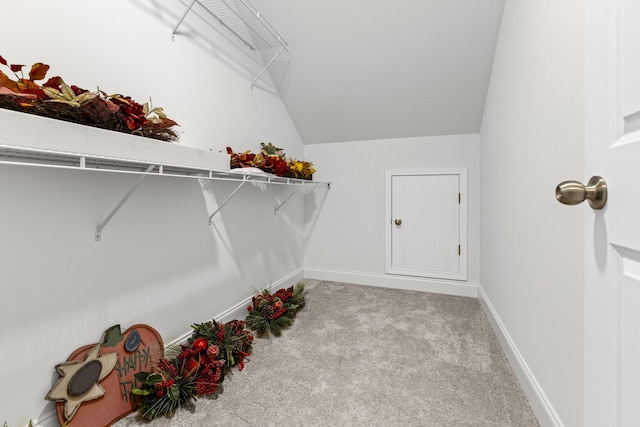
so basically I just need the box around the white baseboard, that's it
[164,268,305,349]
[477,285,563,427]
[304,267,477,297]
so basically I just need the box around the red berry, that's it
[207,345,220,358]
[193,337,208,351]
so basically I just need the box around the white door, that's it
[584,0,640,425]
[385,169,467,281]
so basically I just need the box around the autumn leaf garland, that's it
[227,143,316,180]
[0,54,179,141]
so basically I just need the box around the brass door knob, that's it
[394,218,402,226]
[555,175,607,210]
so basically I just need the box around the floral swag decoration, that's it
[132,319,253,420]
[129,284,305,420]
[227,142,316,180]
[245,283,306,338]
[0,54,179,142]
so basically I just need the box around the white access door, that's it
[386,170,467,281]
[583,1,640,425]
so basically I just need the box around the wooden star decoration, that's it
[45,343,118,421]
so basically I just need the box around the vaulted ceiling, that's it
[252,0,505,145]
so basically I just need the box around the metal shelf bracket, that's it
[208,177,248,224]
[95,164,156,241]
[172,0,198,37]
[251,44,286,89]
[274,183,304,215]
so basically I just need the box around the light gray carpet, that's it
[114,280,539,427]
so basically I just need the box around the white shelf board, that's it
[0,108,328,187]
[0,108,230,173]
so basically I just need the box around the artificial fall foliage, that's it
[227,143,316,180]
[245,284,306,338]
[0,54,179,142]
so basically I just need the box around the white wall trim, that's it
[477,285,563,427]
[305,267,477,297]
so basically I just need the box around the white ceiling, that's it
[252,0,506,145]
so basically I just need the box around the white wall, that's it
[479,0,584,426]
[0,1,307,426]
[304,134,480,296]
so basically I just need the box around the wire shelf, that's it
[0,144,327,187]
[172,0,290,88]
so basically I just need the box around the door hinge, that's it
[458,244,461,256]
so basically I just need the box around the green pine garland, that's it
[122,285,305,421]
[132,357,197,420]
[188,319,253,373]
[132,319,253,420]
[245,283,306,338]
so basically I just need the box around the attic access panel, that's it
[385,169,468,281]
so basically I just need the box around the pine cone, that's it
[262,305,275,319]
[233,339,245,351]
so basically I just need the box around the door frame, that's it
[385,168,468,281]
